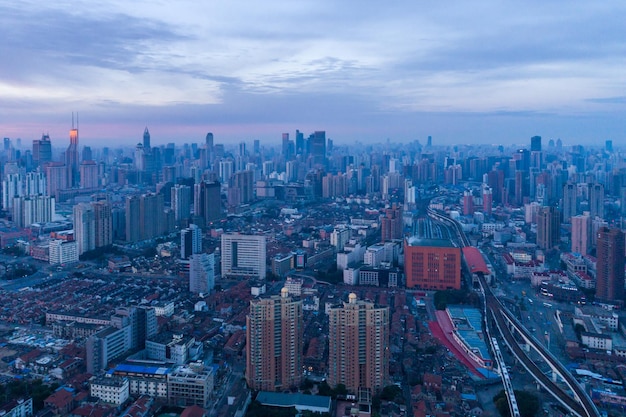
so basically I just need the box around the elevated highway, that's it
[427,207,600,417]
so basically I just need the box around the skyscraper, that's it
[482,186,493,215]
[125,195,141,243]
[66,116,80,187]
[571,213,591,255]
[310,131,326,162]
[80,161,98,189]
[562,182,578,223]
[171,184,191,225]
[181,224,202,260]
[92,200,113,248]
[221,233,266,280]
[73,203,95,255]
[45,162,68,198]
[595,227,625,304]
[380,204,403,241]
[530,135,542,152]
[246,288,303,391]
[205,132,214,150]
[328,293,389,394]
[189,253,215,294]
[193,181,221,226]
[143,127,151,149]
[32,133,52,167]
[589,183,605,220]
[536,206,561,250]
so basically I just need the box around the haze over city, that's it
[2,0,626,146]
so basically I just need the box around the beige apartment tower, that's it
[328,293,389,395]
[246,288,303,391]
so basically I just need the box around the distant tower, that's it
[589,183,605,219]
[205,132,214,150]
[181,224,202,260]
[427,135,432,147]
[143,127,151,149]
[482,186,493,215]
[66,113,80,187]
[32,133,52,167]
[171,184,191,225]
[246,288,303,391]
[562,182,578,223]
[595,227,625,304]
[328,293,389,394]
[463,190,474,216]
[530,135,542,152]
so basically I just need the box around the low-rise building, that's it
[168,365,214,408]
[90,376,130,406]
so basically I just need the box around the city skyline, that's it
[2,1,626,146]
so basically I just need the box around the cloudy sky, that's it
[1,0,625,147]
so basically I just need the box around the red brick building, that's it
[404,238,461,290]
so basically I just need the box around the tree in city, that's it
[493,390,540,417]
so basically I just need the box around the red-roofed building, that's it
[44,388,75,416]
[462,247,492,284]
[180,405,207,417]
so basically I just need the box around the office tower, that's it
[606,140,613,153]
[282,133,290,157]
[310,131,326,162]
[589,183,605,219]
[295,130,304,155]
[221,233,266,280]
[139,193,164,240]
[45,162,68,198]
[92,200,113,248]
[483,186,493,215]
[536,206,561,250]
[205,132,214,150]
[193,181,221,226]
[73,203,95,255]
[404,238,461,290]
[246,288,303,391]
[2,173,22,210]
[181,224,202,260]
[463,190,474,215]
[125,195,141,243]
[381,204,403,241]
[228,170,254,207]
[171,184,191,225]
[571,214,591,255]
[79,161,98,189]
[562,182,578,223]
[621,187,626,217]
[487,169,504,204]
[530,135,542,152]
[189,252,215,294]
[595,227,625,304]
[328,293,389,394]
[32,133,52,167]
[143,127,150,149]
[12,195,55,228]
[66,117,80,187]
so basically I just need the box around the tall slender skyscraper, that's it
[571,213,591,255]
[589,183,605,220]
[143,127,151,149]
[562,182,578,223]
[92,200,113,248]
[66,114,80,187]
[328,293,389,394]
[595,227,625,304]
[246,288,303,391]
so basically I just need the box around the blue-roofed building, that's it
[446,306,492,369]
[112,363,170,398]
[256,392,332,414]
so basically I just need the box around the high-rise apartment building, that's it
[189,252,215,294]
[482,186,493,215]
[180,224,202,260]
[228,170,254,207]
[246,289,303,391]
[73,203,95,255]
[125,195,141,243]
[595,227,625,305]
[79,161,98,189]
[12,195,55,228]
[171,184,191,225]
[221,233,266,279]
[562,182,578,223]
[589,183,605,220]
[45,162,68,198]
[139,193,164,241]
[404,238,461,290]
[536,206,561,250]
[92,201,113,248]
[328,293,389,394]
[380,204,403,242]
[571,213,591,255]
